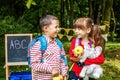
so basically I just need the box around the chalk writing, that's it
[9,39,27,50]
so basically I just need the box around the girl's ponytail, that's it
[89,24,102,46]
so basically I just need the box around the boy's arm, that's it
[60,48,68,77]
[30,41,52,73]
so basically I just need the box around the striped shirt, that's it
[30,36,68,80]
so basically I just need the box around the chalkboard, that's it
[5,34,32,63]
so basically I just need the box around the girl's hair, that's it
[74,18,101,45]
[74,18,93,30]
[39,15,58,30]
[89,24,102,46]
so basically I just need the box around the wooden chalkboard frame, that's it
[5,34,32,80]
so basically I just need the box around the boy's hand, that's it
[52,68,59,77]
[63,76,67,80]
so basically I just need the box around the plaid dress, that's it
[30,36,68,80]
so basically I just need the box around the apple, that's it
[52,75,63,80]
[73,46,84,55]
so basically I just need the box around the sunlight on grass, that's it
[105,59,120,70]
[98,42,120,80]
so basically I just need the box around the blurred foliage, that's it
[0,16,34,35]
[0,0,120,79]
[0,0,119,41]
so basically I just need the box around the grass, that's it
[0,42,120,80]
[98,42,120,80]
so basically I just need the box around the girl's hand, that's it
[72,50,83,58]
[70,57,81,62]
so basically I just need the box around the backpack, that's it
[27,35,68,68]
[75,38,94,48]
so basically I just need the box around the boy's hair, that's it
[73,18,101,45]
[39,15,58,30]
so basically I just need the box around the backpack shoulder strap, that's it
[37,35,48,63]
[75,38,80,47]
[89,41,95,48]
[29,38,38,49]
[28,36,40,68]
[75,38,94,48]
[56,38,68,65]
[56,38,63,50]
[37,35,47,51]
[28,36,48,67]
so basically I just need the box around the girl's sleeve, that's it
[84,52,104,65]
[60,48,68,76]
[69,38,76,59]
[30,41,52,73]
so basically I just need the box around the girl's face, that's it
[44,20,60,39]
[74,27,91,39]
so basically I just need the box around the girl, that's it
[69,18,104,80]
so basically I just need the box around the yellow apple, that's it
[52,75,63,80]
[73,46,84,55]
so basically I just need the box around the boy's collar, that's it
[43,35,56,43]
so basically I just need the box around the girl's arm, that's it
[80,46,102,62]
[84,52,104,65]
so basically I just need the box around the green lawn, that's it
[0,42,120,80]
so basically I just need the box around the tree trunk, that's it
[111,8,116,42]
[69,0,74,28]
[89,0,113,53]
[65,0,74,28]
[60,0,65,27]
[88,0,93,18]
[102,0,113,22]
[101,0,113,53]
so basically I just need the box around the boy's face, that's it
[44,20,60,39]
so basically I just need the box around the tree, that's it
[88,0,113,52]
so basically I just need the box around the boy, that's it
[30,15,68,80]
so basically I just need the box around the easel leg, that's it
[6,66,9,80]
